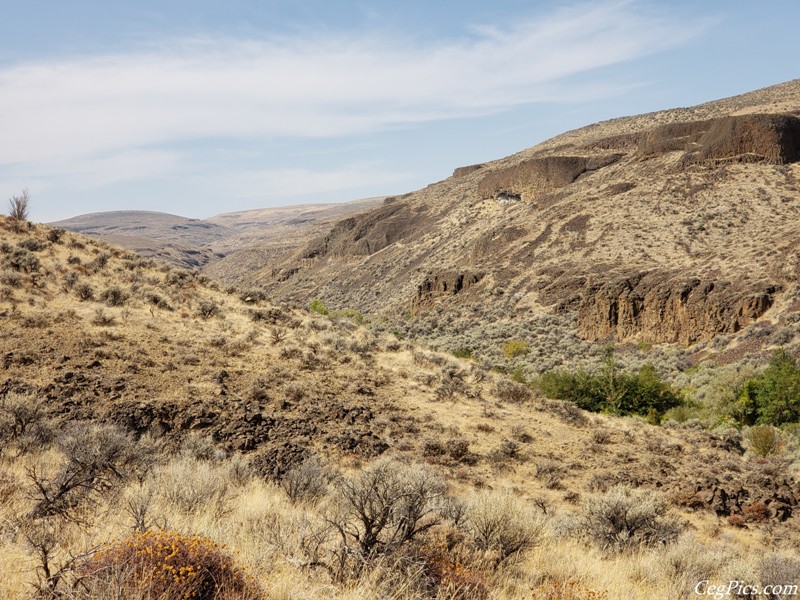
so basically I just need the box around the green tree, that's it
[736,349,800,426]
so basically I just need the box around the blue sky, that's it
[1,1,798,222]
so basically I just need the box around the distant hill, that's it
[51,197,385,270]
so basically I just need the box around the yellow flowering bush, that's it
[80,530,261,599]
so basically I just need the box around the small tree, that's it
[8,189,30,221]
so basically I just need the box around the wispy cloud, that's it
[0,2,705,168]
[0,0,710,218]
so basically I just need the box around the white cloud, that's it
[0,1,705,170]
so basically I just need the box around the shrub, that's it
[91,309,115,326]
[0,270,21,287]
[331,308,365,325]
[328,459,446,561]
[502,339,528,359]
[75,282,94,301]
[27,423,142,520]
[538,353,682,419]
[579,486,682,553]
[4,247,40,273]
[280,456,331,504]
[0,392,52,454]
[197,300,220,320]
[99,286,128,307]
[494,379,532,403]
[733,349,800,426]
[309,298,329,315]
[154,458,235,520]
[747,425,783,457]
[466,491,546,562]
[452,347,474,360]
[8,189,30,221]
[144,291,173,311]
[78,530,260,600]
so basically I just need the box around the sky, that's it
[1,1,799,222]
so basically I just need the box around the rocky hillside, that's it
[228,80,800,358]
[2,217,799,598]
[2,216,798,521]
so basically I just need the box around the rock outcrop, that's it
[637,113,800,164]
[674,468,799,521]
[302,200,427,259]
[576,272,780,344]
[453,163,485,178]
[477,154,622,202]
[412,271,484,313]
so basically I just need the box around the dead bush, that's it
[8,189,30,221]
[327,458,446,577]
[26,424,144,521]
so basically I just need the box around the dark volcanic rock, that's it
[412,271,484,313]
[638,113,800,165]
[302,201,428,259]
[477,154,622,202]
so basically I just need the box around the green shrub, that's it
[748,425,783,457]
[331,308,365,325]
[452,347,474,360]
[732,349,800,426]
[309,298,329,315]
[537,352,682,419]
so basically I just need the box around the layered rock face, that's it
[476,155,621,202]
[638,113,800,164]
[302,200,427,259]
[576,272,780,344]
[412,271,484,313]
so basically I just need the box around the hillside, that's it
[219,80,800,376]
[2,217,799,597]
[52,198,385,273]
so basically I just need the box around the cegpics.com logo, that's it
[695,580,799,600]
